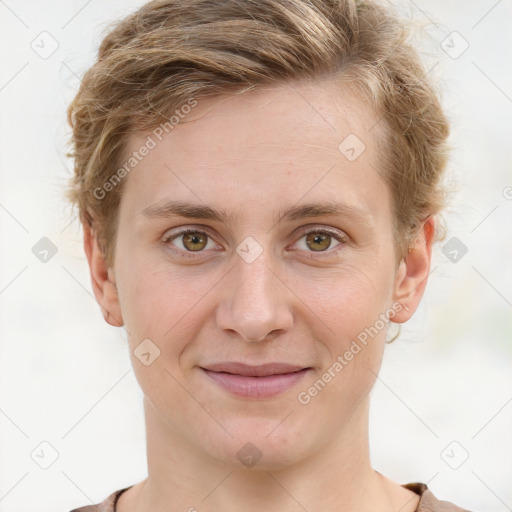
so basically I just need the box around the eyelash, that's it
[162,226,349,260]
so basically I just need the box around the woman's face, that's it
[96,79,430,469]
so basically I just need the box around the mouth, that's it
[199,362,313,398]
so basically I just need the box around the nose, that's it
[215,249,294,342]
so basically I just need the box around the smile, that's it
[200,363,313,399]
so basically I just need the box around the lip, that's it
[200,362,312,398]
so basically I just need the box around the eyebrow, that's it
[140,199,373,226]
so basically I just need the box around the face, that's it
[87,79,432,470]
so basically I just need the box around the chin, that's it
[204,416,315,471]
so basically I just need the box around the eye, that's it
[162,225,348,259]
[293,228,348,254]
[163,228,218,255]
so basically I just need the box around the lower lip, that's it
[201,368,311,398]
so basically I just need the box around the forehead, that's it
[147,79,380,161]
[118,79,390,226]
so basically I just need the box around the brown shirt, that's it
[69,482,472,511]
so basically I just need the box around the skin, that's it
[84,78,435,512]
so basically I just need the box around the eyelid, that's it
[292,224,349,242]
[162,225,217,243]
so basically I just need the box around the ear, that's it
[83,222,124,327]
[391,216,436,324]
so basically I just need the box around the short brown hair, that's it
[66,0,450,269]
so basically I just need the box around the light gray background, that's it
[0,1,511,511]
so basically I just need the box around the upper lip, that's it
[201,362,309,377]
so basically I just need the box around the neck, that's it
[119,396,417,512]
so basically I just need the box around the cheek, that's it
[295,277,388,417]
[116,254,220,351]
[294,264,391,388]
[292,261,394,336]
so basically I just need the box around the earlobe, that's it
[391,216,436,324]
[83,222,124,327]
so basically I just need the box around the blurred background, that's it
[0,1,511,511]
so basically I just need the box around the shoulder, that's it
[68,486,132,512]
[404,482,473,512]
[69,482,472,512]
